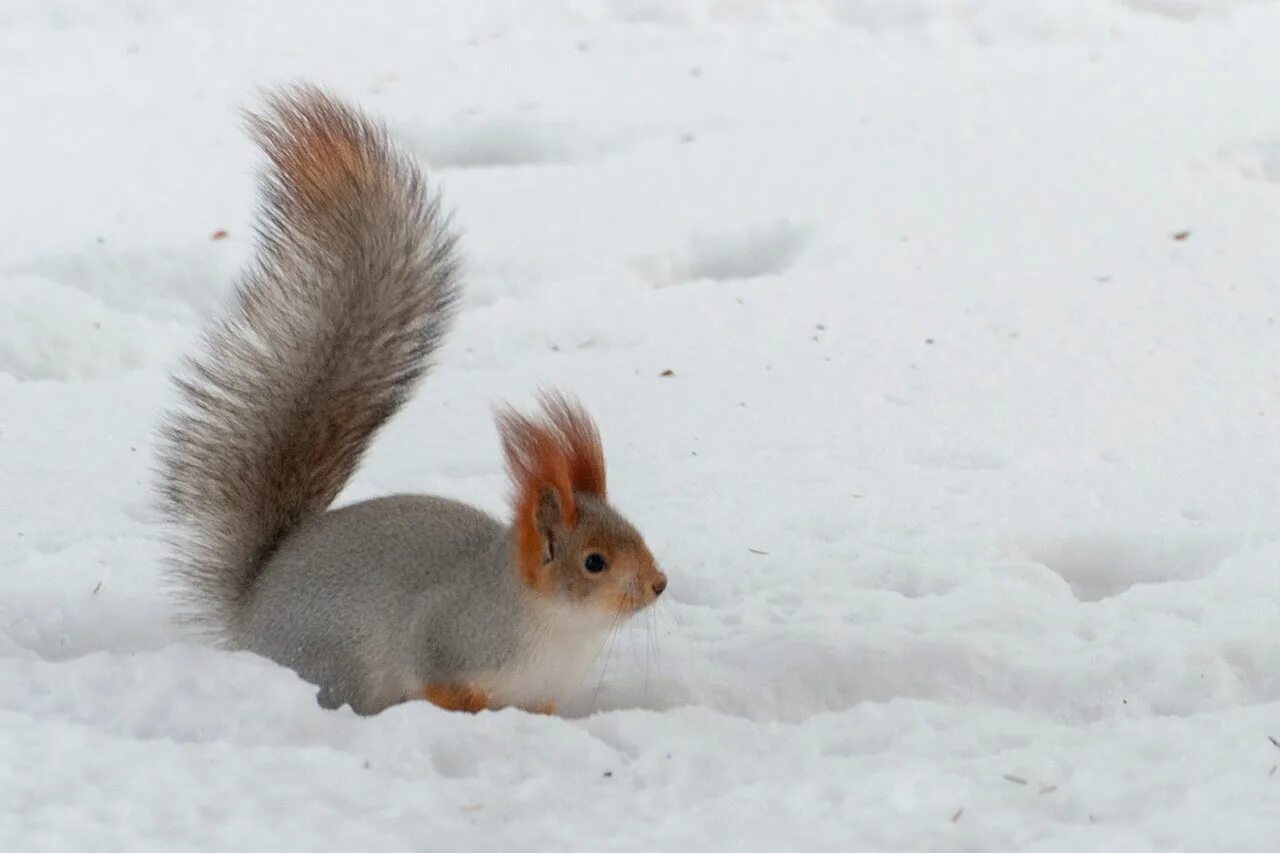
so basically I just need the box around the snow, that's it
[3,0,1280,849]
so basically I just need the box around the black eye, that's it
[584,553,608,573]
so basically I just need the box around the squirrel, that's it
[156,85,667,716]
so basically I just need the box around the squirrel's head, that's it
[498,392,667,617]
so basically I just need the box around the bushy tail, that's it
[157,85,460,637]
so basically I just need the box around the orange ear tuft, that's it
[496,406,575,588]
[538,391,607,498]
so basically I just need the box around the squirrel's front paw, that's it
[316,686,344,710]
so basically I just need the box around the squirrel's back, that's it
[239,495,518,714]
[156,86,460,639]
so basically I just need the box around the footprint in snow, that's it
[403,116,614,169]
[634,220,812,288]
[1017,533,1237,602]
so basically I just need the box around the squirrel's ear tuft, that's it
[537,390,607,498]
[497,406,575,588]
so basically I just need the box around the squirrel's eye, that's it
[584,553,608,574]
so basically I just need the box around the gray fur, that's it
[239,496,524,714]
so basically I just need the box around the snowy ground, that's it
[4,0,1280,849]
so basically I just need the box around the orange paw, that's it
[527,701,557,716]
[423,683,490,713]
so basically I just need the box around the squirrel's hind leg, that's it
[423,683,490,713]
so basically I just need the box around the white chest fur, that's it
[483,599,615,711]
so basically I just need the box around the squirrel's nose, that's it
[651,576,667,597]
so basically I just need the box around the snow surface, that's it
[3,1,1280,850]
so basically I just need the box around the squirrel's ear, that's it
[534,485,565,562]
[497,403,577,588]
